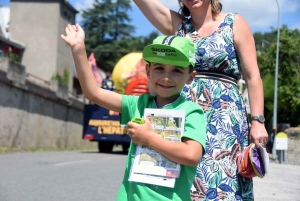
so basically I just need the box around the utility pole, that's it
[272,0,281,160]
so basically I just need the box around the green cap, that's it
[142,36,196,67]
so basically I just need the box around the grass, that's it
[0,146,97,154]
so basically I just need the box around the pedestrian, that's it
[133,0,269,200]
[61,25,206,201]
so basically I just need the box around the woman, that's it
[133,0,269,200]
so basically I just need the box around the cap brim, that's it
[142,44,191,67]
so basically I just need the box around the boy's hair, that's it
[187,65,194,73]
[142,36,196,68]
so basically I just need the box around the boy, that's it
[61,24,206,201]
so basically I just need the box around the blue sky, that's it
[2,0,300,36]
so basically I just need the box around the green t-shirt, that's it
[116,94,206,201]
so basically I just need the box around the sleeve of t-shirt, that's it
[119,95,137,125]
[182,104,206,155]
[119,94,151,125]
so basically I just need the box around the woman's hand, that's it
[127,118,153,146]
[250,121,269,148]
[61,24,85,50]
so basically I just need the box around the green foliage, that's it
[81,0,134,72]
[52,69,70,85]
[80,0,159,72]
[256,25,300,126]
[254,29,277,52]
[1,45,22,62]
[130,31,160,51]
[2,52,21,62]
[261,74,274,114]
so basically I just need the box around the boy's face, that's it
[146,63,195,104]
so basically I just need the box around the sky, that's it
[1,0,300,36]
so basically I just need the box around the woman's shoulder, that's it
[218,12,250,30]
[231,13,251,31]
[218,12,237,22]
[222,12,247,24]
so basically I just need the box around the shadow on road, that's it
[80,150,128,155]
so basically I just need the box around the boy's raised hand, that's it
[61,24,85,49]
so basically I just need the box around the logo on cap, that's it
[151,47,176,53]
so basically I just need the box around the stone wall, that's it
[284,138,300,165]
[0,57,96,150]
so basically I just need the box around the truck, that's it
[82,53,149,153]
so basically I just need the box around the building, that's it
[0,1,95,150]
[9,0,79,92]
[0,5,25,61]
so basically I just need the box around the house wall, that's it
[10,0,59,81]
[9,0,76,90]
[57,1,76,91]
[0,57,96,150]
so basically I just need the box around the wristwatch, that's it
[251,115,265,123]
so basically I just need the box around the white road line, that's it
[54,160,91,167]
[101,156,116,160]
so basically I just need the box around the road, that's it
[0,150,126,201]
[253,160,300,200]
[0,150,299,201]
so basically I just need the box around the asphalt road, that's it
[0,150,299,201]
[0,150,127,201]
[253,160,300,200]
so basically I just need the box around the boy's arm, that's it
[128,109,205,166]
[61,24,122,112]
[148,135,203,167]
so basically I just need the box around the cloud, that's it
[73,0,299,32]
[74,0,94,11]
[73,0,94,23]
[280,0,300,12]
[223,0,300,31]
[292,22,300,30]
[157,0,180,10]
[152,0,300,31]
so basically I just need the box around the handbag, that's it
[237,143,269,178]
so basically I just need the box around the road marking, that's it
[101,156,116,160]
[54,160,91,167]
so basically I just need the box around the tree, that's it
[126,31,160,52]
[80,0,135,72]
[256,25,300,127]
[253,30,277,52]
[80,0,160,72]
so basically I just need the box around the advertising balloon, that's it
[112,52,147,94]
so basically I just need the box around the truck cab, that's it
[83,74,149,153]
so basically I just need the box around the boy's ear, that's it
[186,70,196,84]
[146,63,150,78]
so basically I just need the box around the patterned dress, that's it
[178,13,253,201]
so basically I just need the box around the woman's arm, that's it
[233,14,269,146]
[133,0,183,35]
[61,24,122,113]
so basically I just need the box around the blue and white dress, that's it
[178,13,253,201]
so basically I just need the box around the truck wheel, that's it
[98,141,114,153]
[122,143,130,154]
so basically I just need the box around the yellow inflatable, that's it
[112,52,147,94]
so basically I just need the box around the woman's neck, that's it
[190,8,214,28]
